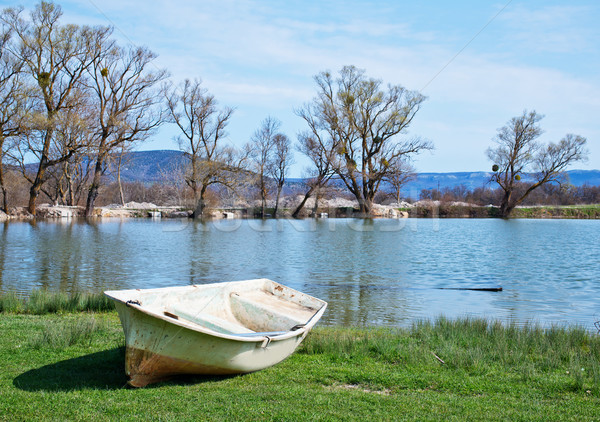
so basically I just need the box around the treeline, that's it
[0,2,435,219]
[4,158,599,214]
[418,183,600,206]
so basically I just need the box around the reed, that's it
[0,290,115,314]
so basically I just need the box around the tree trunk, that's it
[292,184,316,218]
[28,182,41,215]
[118,181,125,207]
[28,125,57,216]
[499,189,513,218]
[66,170,75,206]
[0,187,7,213]
[0,163,7,213]
[192,185,207,219]
[260,178,267,219]
[57,184,66,206]
[85,168,101,217]
[85,148,107,217]
[312,185,321,217]
[273,181,283,218]
[117,152,125,206]
[28,153,50,215]
[357,196,373,217]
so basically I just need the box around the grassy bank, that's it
[510,204,600,219]
[400,204,600,219]
[0,312,598,421]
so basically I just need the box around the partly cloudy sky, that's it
[3,0,599,176]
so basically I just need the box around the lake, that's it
[1,218,598,330]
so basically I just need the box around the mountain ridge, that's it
[114,150,600,191]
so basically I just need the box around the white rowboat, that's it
[105,279,327,387]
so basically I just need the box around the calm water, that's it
[1,218,599,329]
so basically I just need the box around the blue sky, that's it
[3,0,599,176]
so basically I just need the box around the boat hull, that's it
[106,279,327,387]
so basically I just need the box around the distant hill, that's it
[401,170,600,194]
[113,150,187,183]
[112,150,600,190]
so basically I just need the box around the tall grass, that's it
[0,291,24,313]
[301,317,600,393]
[0,290,114,314]
[29,315,105,349]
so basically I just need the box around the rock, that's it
[163,210,192,218]
[0,210,8,221]
[124,201,159,209]
[100,208,135,218]
[37,206,83,218]
[8,207,33,219]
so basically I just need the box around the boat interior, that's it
[107,279,326,338]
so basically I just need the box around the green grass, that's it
[0,290,114,314]
[400,204,600,219]
[0,313,599,420]
[504,204,600,219]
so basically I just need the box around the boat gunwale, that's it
[104,279,328,343]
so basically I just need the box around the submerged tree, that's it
[165,79,236,218]
[298,66,432,216]
[488,110,588,217]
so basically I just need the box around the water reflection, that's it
[0,218,598,329]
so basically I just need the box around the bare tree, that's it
[488,110,588,217]
[13,94,94,204]
[85,44,167,216]
[64,153,94,206]
[111,143,132,207]
[292,131,336,218]
[41,144,94,206]
[298,66,432,216]
[43,104,95,206]
[165,79,236,218]
[385,160,415,205]
[156,158,189,207]
[268,133,292,217]
[1,2,112,215]
[0,21,26,212]
[247,116,281,218]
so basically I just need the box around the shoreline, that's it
[2,202,600,221]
